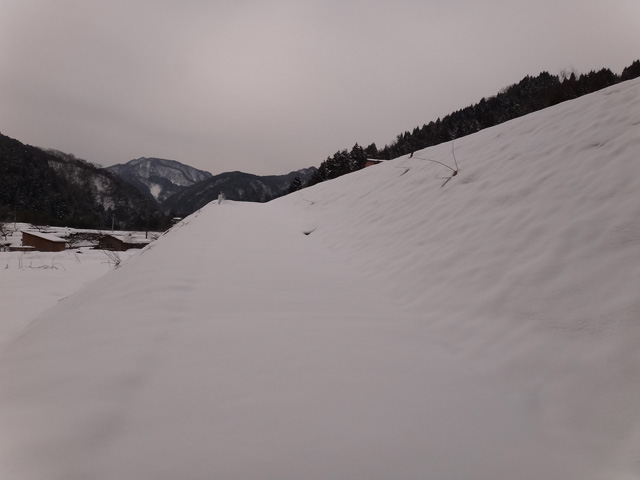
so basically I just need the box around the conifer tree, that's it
[288,176,302,193]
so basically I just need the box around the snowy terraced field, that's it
[1,78,639,479]
[0,248,137,348]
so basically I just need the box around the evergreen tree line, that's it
[306,143,378,187]
[305,60,640,188]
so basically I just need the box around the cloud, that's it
[1,0,639,174]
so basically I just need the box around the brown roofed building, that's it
[364,158,386,168]
[98,234,152,251]
[21,231,67,252]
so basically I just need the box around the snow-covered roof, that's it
[125,238,152,245]
[21,230,67,243]
[103,233,151,244]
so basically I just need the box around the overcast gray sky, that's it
[1,0,638,175]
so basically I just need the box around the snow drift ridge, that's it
[1,78,639,479]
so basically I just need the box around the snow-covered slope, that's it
[1,78,639,479]
[0,247,137,348]
[284,77,640,477]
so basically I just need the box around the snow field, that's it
[280,77,640,477]
[0,248,136,348]
[0,78,639,479]
[0,202,589,479]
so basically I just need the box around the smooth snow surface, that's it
[0,249,136,348]
[1,79,640,479]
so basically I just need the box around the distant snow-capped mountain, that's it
[105,157,213,203]
[106,157,316,215]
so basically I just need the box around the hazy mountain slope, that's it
[0,78,639,479]
[106,157,213,203]
[162,167,316,216]
[0,135,157,229]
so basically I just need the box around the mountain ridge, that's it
[105,157,213,203]
[161,167,317,216]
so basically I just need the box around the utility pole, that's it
[145,200,149,239]
[13,187,19,230]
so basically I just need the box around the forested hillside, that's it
[0,134,171,230]
[308,60,640,186]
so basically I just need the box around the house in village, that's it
[364,158,386,168]
[98,233,152,251]
[20,231,67,252]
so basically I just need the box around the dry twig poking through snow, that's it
[102,250,122,269]
[413,142,459,187]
